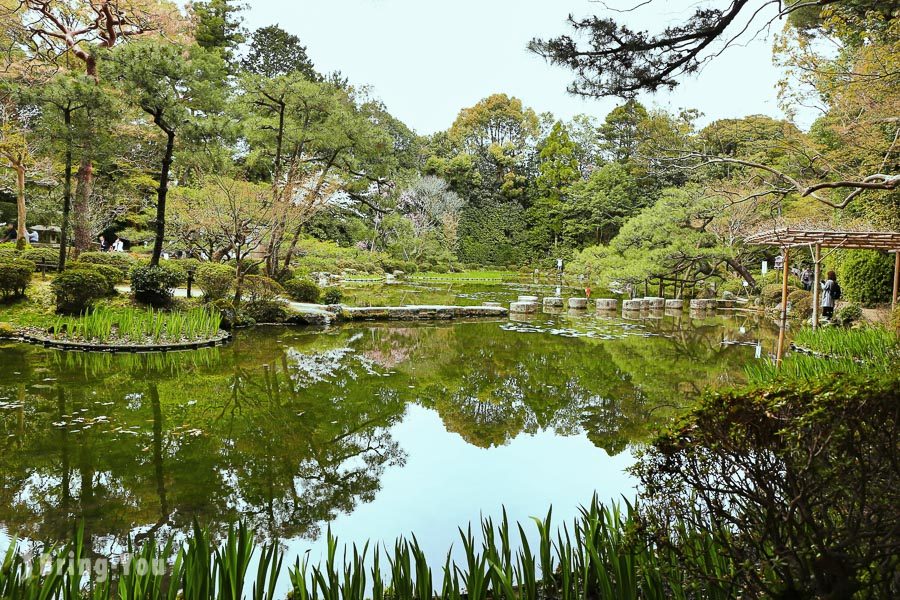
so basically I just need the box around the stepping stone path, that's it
[568,298,588,309]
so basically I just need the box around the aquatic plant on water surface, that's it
[48,306,223,345]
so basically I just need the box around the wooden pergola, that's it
[744,227,900,365]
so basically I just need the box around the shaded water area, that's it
[0,282,781,572]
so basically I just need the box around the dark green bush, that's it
[284,278,320,303]
[51,268,108,314]
[836,250,894,306]
[322,287,343,304]
[791,295,813,319]
[130,263,185,307]
[242,299,288,323]
[0,260,34,299]
[834,302,863,327]
[196,263,235,301]
[634,373,900,598]
[77,251,136,278]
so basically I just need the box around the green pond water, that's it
[0,282,781,573]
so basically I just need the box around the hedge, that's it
[77,251,136,278]
[835,250,894,306]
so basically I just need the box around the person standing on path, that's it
[821,271,839,318]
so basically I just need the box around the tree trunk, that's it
[151,130,176,266]
[726,257,757,288]
[14,164,26,249]
[73,155,94,254]
[58,109,73,271]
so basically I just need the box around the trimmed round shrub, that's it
[322,287,343,305]
[787,289,810,304]
[69,262,120,295]
[284,278,320,303]
[51,267,108,314]
[242,299,288,323]
[791,296,813,320]
[0,260,34,299]
[835,250,893,306]
[196,263,235,301]
[240,275,283,303]
[834,303,863,327]
[77,251,136,278]
[20,247,59,267]
[130,263,186,307]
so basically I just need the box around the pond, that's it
[0,282,781,575]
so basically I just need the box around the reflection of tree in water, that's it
[0,333,406,550]
[0,315,765,551]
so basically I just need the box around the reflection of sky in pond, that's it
[0,295,782,588]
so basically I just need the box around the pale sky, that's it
[241,0,792,134]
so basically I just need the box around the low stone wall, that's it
[20,331,232,353]
[342,305,509,321]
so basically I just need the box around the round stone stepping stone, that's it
[645,297,665,309]
[665,299,684,309]
[510,301,538,313]
[543,297,563,307]
[568,298,588,309]
[482,302,502,307]
[518,295,539,303]
[595,298,618,311]
[622,299,643,311]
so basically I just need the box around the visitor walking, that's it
[821,271,840,318]
[585,285,591,299]
[800,267,812,291]
[556,258,563,275]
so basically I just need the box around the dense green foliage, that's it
[833,250,895,306]
[635,373,899,598]
[0,260,33,299]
